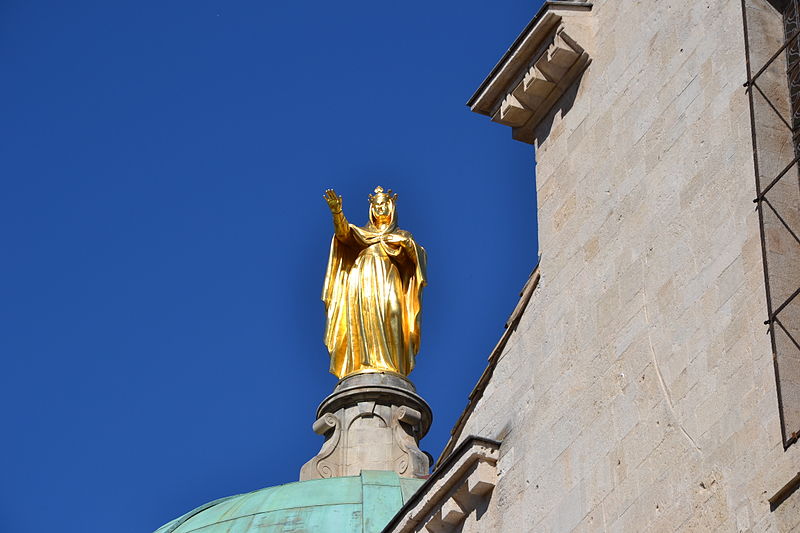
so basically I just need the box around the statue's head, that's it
[368,186,397,227]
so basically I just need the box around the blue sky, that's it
[0,1,541,531]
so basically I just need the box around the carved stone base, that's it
[299,372,432,481]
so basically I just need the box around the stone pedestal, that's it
[300,372,432,481]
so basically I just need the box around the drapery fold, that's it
[322,222,426,378]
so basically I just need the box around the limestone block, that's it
[439,499,466,525]
[422,513,448,533]
[537,32,580,79]
[466,460,496,496]
[495,95,531,128]
[513,67,555,110]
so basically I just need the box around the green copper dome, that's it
[155,471,424,533]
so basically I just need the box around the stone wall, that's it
[452,0,800,530]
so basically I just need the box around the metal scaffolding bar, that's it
[742,0,800,450]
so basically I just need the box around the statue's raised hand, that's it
[324,189,342,214]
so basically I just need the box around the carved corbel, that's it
[491,27,589,140]
[469,1,594,144]
[383,437,500,533]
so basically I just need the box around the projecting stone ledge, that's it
[299,372,432,481]
[468,0,594,144]
[381,436,500,533]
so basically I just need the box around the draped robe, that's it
[322,211,427,379]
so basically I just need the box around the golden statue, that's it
[322,186,427,379]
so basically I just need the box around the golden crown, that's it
[368,186,397,204]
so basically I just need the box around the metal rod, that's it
[775,317,800,352]
[753,81,794,130]
[741,0,788,449]
[749,28,800,85]
[756,152,800,201]
[763,197,800,246]
[771,285,800,321]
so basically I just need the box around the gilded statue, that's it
[322,186,427,379]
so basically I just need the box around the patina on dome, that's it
[155,470,424,533]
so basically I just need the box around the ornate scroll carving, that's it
[392,406,428,476]
[299,413,342,480]
[299,372,432,481]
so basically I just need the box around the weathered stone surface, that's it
[300,373,432,481]
[439,0,800,531]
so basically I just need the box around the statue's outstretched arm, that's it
[324,189,350,240]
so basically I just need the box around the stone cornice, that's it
[468,1,593,144]
[382,436,501,533]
